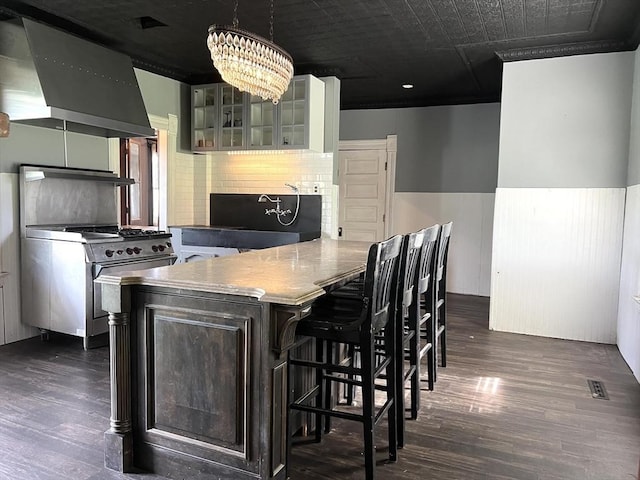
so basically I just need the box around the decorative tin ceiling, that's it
[1,0,639,109]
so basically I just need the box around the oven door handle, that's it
[93,256,176,279]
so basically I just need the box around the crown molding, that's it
[496,40,629,62]
[131,58,192,82]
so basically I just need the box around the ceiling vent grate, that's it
[137,16,167,30]
[587,379,609,400]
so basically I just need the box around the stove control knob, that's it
[117,250,124,255]
[133,247,141,255]
[105,249,114,258]
[166,242,172,248]
[152,245,158,252]
[126,248,133,255]
[158,245,166,252]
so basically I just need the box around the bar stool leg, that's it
[426,344,435,391]
[396,321,406,446]
[315,337,325,442]
[386,326,398,463]
[324,340,333,434]
[346,343,355,405]
[409,330,420,420]
[440,301,447,367]
[360,337,376,479]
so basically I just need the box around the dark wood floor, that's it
[1,294,638,480]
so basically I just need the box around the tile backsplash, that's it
[198,151,335,235]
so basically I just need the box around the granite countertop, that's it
[96,238,371,306]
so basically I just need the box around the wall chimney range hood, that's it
[0,18,155,138]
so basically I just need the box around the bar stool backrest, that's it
[418,224,441,298]
[365,234,403,334]
[437,222,453,282]
[398,231,425,318]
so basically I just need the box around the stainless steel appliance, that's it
[0,17,154,138]
[20,165,175,349]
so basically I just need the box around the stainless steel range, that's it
[20,165,175,349]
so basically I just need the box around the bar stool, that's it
[320,226,439,440]
[318,231,420,435]
[434,221,452,371]
[393,230,424,448]
[288,234,403,480]
[410,224,440,417]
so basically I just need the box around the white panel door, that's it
[338,149,387,242]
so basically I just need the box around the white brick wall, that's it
[171,152,196,225]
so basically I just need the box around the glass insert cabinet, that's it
[192,87,217,150]
[191,75,325,152]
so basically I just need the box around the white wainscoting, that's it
[490,188,625,344]
[392,192,495,296]
[0,173,38,345]
[618,184,640,381]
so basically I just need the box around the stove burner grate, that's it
[118,228,169,238]
[64,225,119,234]
[62,226,169,239]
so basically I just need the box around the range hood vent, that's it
[0,18,155,138]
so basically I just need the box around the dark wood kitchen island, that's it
[96,238,370,480]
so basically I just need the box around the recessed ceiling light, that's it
[402,83,414,89]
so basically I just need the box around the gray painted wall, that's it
[340,103,500,193]
[135,69,191,152]
[0,69,190,174]
[499,52,633,189]
[0,124,109,173]
[628,49,640,186]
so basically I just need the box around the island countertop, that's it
[96,238,371,305]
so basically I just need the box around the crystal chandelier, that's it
[207,0,293,104]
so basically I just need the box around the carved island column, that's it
[100,282,133,472]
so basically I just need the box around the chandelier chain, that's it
[269,0,274,41]
[232,0,239,28]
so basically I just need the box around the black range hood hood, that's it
[0,17,155,138]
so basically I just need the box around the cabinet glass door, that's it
[193,87,217,150]
[220,85,245,148]
[279,78,306,148]
[248,95,275,147]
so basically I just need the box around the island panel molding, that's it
[133,292,260,473]
[151,309,248,451]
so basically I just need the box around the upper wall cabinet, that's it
[192,84,246,152]
[191,75,325,153]
[247,94,277,148]
[219,85,246,149]
[192,85,218,151]
[277,75,324,151]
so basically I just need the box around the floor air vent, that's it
[587,379,609,400]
